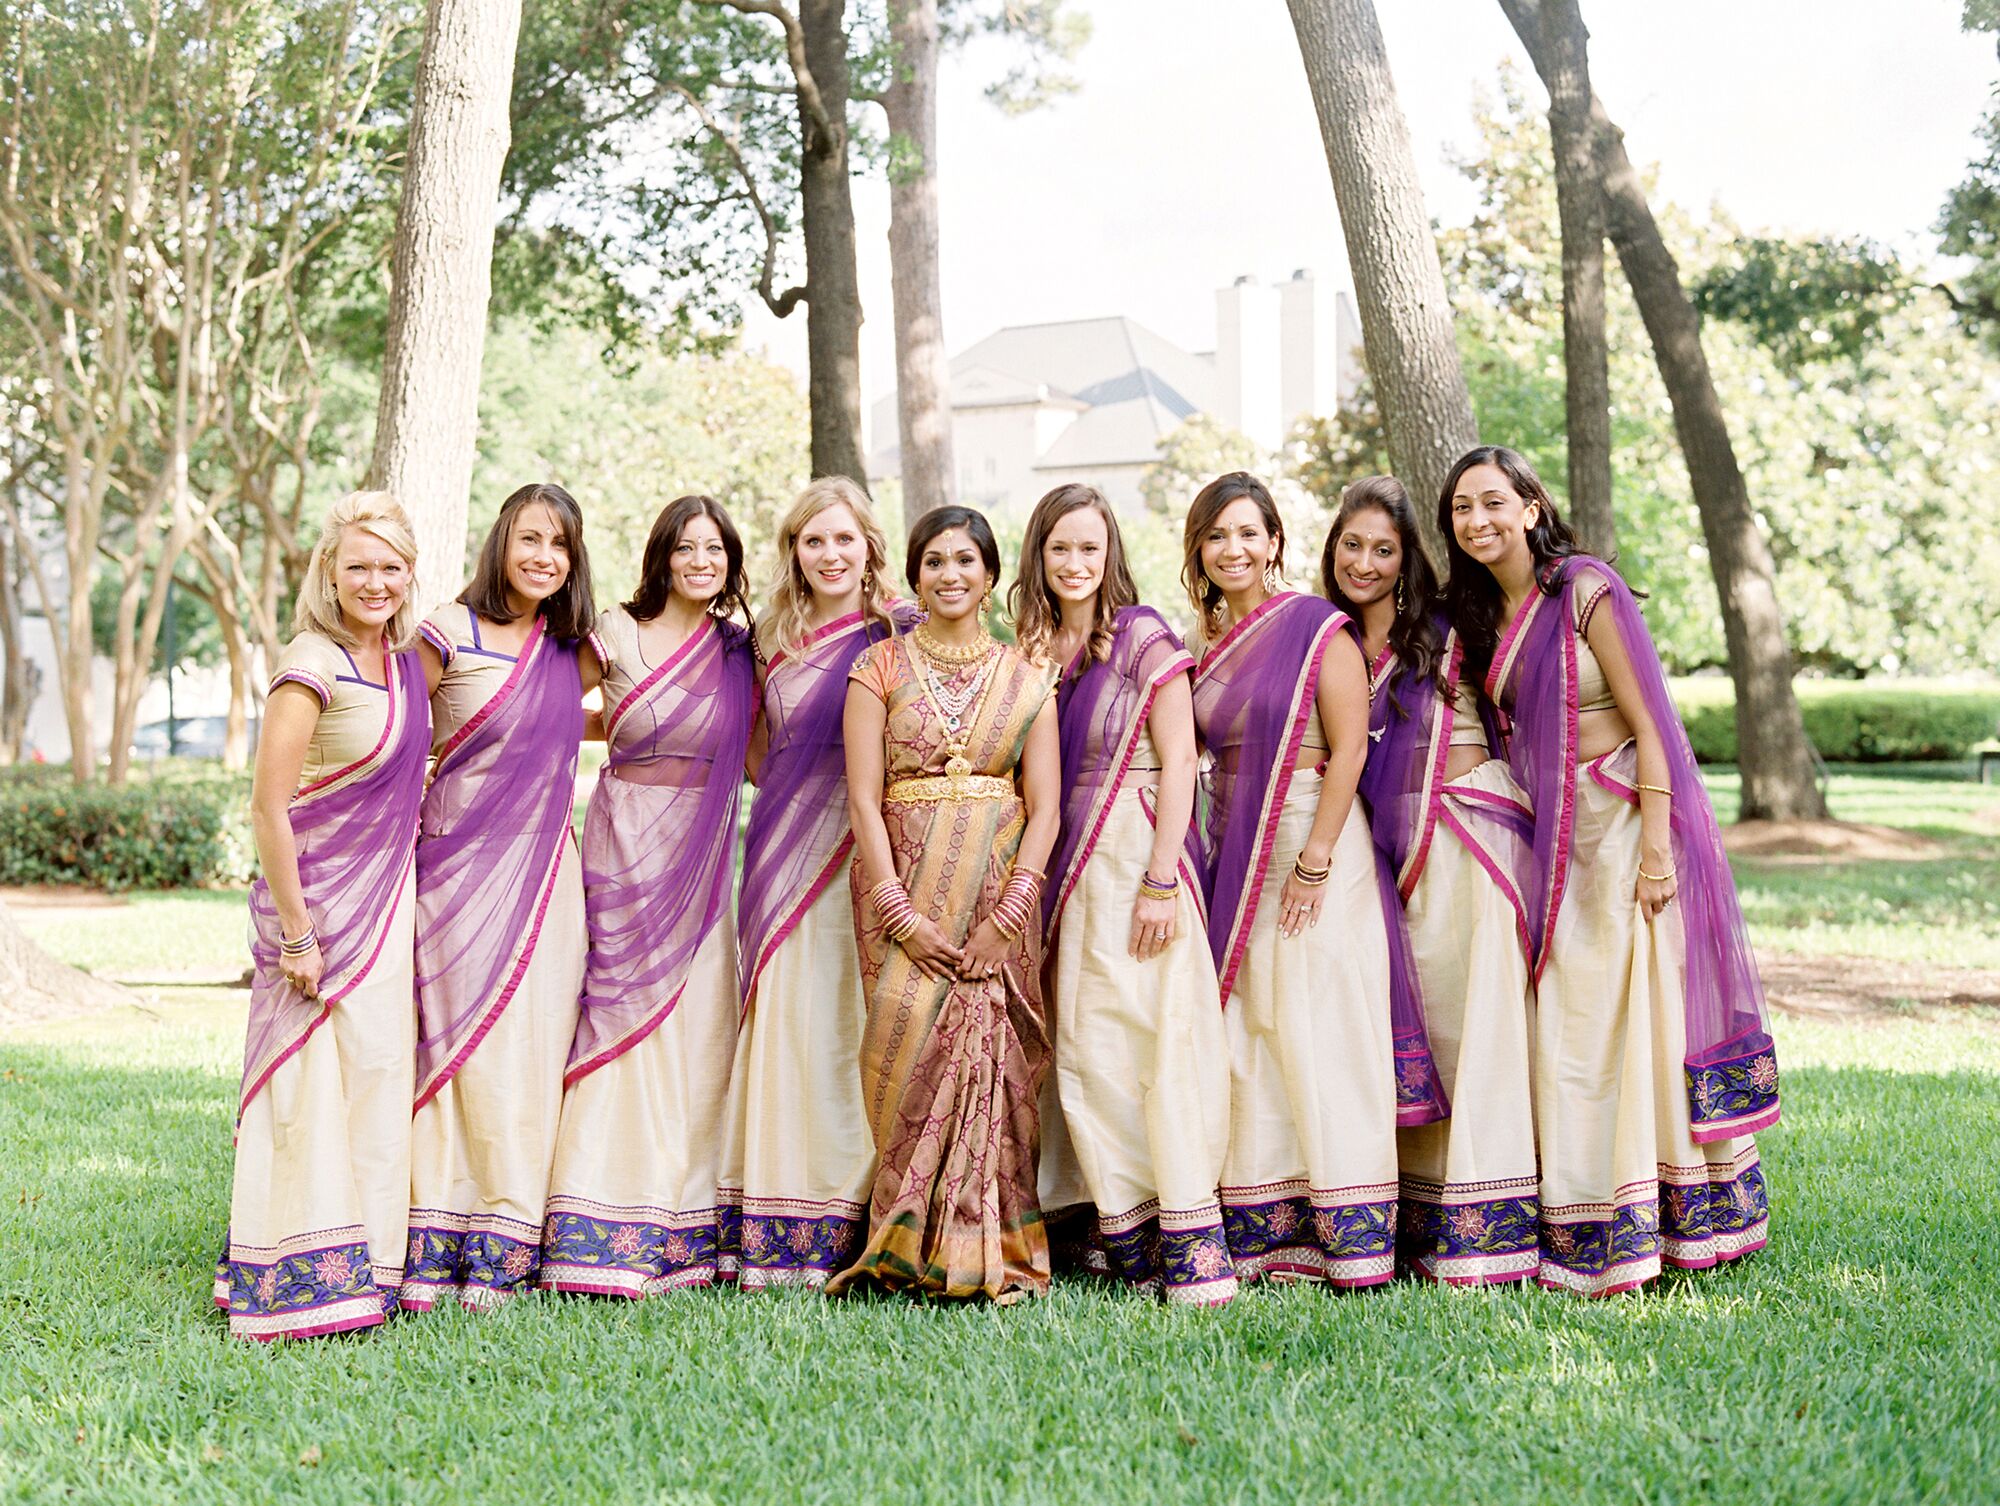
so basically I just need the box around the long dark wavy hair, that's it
[1437,445,1582,683]
[461,482,598,642]
[1181,470,1285,637]
[905,504,1001,597]
[1008,483,1138,667]
[624,494,751,626]
[1320,474,1444,709]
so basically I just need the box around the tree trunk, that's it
[1285,0,1478,562]
[798,0,869,486]
[0,520,25,764]
[1500,0,1827,821]
[1539,0,1615,557]
[0,901,131,1024]
[883,0,958,529]
[365,0,525,610]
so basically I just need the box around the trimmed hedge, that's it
[0,766,254,890]
[1670,679,2000,764]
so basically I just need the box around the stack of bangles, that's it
[869,879,924,944]
[280,924,319,957]
[1138,870,1179,903]
[1291,856,1331,888]
[989,868,1044,941]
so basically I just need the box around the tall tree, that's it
[881,0,958,520]
[1499,0,1826,821]
[367,0,526,605]
[1538,0,1614,556]
[1285,0,1477,558]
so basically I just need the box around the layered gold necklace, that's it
[908,624,1000,787]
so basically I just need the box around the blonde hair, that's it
[291,490,421,651]
[757,476,896,661]
[1008,483,1137,668]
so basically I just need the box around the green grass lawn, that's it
[4,765,1998,1503]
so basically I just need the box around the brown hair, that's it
[1008,483,1137,666]
[624,494,751,626]
[460,482,598,642]
[1181,470,1285,636]
[1320,474,1444,706]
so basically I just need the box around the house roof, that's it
[949,315,1220,417]
[1031,394,1188,471]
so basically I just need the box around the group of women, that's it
[215,446,1778,1340]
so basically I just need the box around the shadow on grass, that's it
[1,1045,1995,1506]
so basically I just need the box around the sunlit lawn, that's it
[2,765,1997,1503]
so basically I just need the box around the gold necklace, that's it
[912,621,994,665]
[906,637,1003,791]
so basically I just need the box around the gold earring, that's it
[1395,578,1406,612]
[980,584,994,616]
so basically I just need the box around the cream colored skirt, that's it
[216,867,416,1340]
[1218,772,1399,1288]
[1039,786,1235,1304]
[403,837,585,1311]
[1396,757,1541,1285]
[1534,743,1769,1295]
[539,918,740,1297]
[715,875,874,1290]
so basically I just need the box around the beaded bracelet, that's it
[280,924,319,956]
[869,879,923,944]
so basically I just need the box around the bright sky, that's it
[738,0,1998,429]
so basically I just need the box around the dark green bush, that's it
[1671,681,2000,764]
[0,770,254,889]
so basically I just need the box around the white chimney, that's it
[1215,275,1285,453]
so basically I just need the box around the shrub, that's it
[0,769,254,890]
[1670,679,2000,764]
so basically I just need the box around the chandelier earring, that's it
[980,583,994,617]
[1395,577,1406,613]
[1263,562,1279,591]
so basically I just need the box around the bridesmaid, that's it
[1322,476,1540,1286]
[1186,471,1446,1289]
[403,482,604,1310]
[827,505,1062,1302]
[217,491,428,1339]
[717,477,907,1290]
[1012,483,1236,1306]
[540,495,758,1296]
[1440,445,1777,1295]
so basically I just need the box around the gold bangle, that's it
[1638,866,1675,883]
[1636,782,1673,797]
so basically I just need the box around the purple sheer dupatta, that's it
[240,647,429,1118]
[565,617,758,1083]
[1192,592,1446,1124]
[1488,557,1779,1143]
[1359,630,1534,962]
[1044,606,1204,935]
[738,608,904,1014]
[413,617,586,1110]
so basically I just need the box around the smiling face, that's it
[1201,497,1279,600]
[1042,503,1109,609]
[1450,462,1540,574]
[795,501,869,609]
[1331,506,1402,610]
[916,527,991,624]
[504,501,571,610]
[332,525,411,636]
[669,512,729,606]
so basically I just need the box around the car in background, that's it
[130,715,257,761]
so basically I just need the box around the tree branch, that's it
[686,0,835,146]
[664,80,807,317]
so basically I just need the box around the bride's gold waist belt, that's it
[884,773,1014,804]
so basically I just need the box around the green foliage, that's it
[0,768,254,890]
[1673,679,2000,764]
[1443,75,2000,676]
[471,321,811,607]
[1693,236,1911,369]
[1136,414,1266,517]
